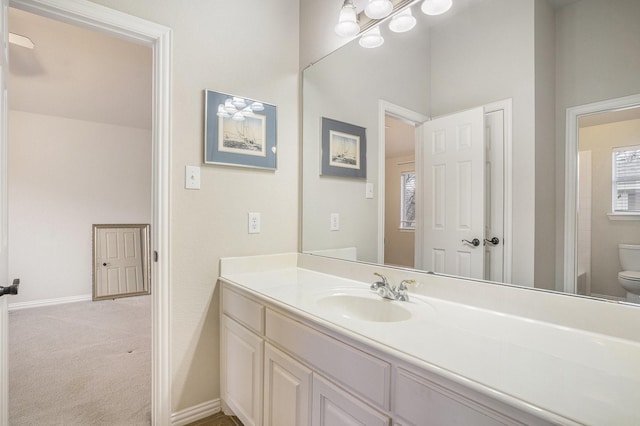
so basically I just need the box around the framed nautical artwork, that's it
[321,117,366,178]
[204,90,277,170]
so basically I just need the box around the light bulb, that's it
[232,96,247,109]
[232,111,245,121]
[389,8,417,33]
[216,104,230,118]
[250,102,264,111]
[335,0,360,37]
[421,0,452,16]
[359,26,384,49]
[364,0,393,20]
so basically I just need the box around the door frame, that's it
[4,0,172,424]
[377,100,428,265]
[563,93,640,294]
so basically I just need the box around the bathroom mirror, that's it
[301,0,640,301]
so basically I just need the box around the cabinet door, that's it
[312,374,389,426]
[221,315,263,426]
[264,343,312,426]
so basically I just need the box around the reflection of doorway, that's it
[564,94,640,296]
[568,100,640,299]
[384,116,417,268]
[377,101,428,267]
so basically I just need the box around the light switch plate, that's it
[365,182,374,199]
[330,213,339,231]
[185,165,201,189]
[248,212,261,234]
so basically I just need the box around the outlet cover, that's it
[248,212,261,234]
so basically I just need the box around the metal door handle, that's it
[484,237,500,246]
[462,238,480,247]
[103,262,110,267]
[0,278,20,297]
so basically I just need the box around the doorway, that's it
[564,94,640,297]
[0,0,171,424]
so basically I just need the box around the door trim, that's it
[377,100,428,265]
[563,93,640,294]
[7,0,173,423]
[484,99,513,284]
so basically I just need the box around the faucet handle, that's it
[371,272,389,290]
[398,279,416,290]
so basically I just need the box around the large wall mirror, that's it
[302,0,640,302]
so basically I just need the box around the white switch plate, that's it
[185,165,201,189]
[248,212,261,234]
[365,182,374,199]
[330,213,339,231]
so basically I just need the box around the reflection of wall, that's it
[302,26,429,262]
[579,119,640,299]
[429,0,543,287]
[8,111,151,304]
[385,155,415,268]
[555,0,640,290]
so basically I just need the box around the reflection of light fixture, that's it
[335,0,360,37]
[9,32,34,49]
[421,0,452,16]
[389,8,416,33]
[217,96,264,122]
[365,0,393,19]
[359,26,384,48]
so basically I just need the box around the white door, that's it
[418,107,485,279]
[0,0,10,423]
[484,110,504,282]
[95,226,147,299]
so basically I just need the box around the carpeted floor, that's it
[8,295,151,425]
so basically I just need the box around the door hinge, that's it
[154,251,158,262]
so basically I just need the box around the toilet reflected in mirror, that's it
[618,244,640,304]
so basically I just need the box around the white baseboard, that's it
[171,398,221,426]
[8,294,92,311]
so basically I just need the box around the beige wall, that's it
[384,155,415,268]
[579,119,640,299]
[88,0,300,412]
[8,111,152,304]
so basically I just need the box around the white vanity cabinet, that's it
[220,282,551,426]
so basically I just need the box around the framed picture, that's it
[321,117,367,178]
[204,90,277,170]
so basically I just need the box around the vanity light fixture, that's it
[364,0,394,20]
[359,26,384,48]
[216,96,264,122]
[335,0,360,37]
[389,8,416,33]
[421,0,452,16]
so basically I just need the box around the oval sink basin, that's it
[316,294,412,322]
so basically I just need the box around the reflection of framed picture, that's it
[204,90,277,170]
[321,117,366,178]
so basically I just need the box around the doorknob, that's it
[0,278,20,297]
[484,237,500,246]
[102,262,110,267]
[462,238,480,247]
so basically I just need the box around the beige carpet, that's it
[8,295,151,425]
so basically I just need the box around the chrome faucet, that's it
[371,273,416,301]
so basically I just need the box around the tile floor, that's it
[186,412,243,426]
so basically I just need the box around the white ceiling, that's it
[8,7,152,130]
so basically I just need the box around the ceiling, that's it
[8,7,152,130]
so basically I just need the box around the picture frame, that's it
[321,117,367,178]
[204,90,277,170]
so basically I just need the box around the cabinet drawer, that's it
[266,308,391,411]
[223,286,265,335]
[394,367,526,426]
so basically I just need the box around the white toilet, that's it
[618,244,640,303]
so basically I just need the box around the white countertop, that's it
[220,256,640,426]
